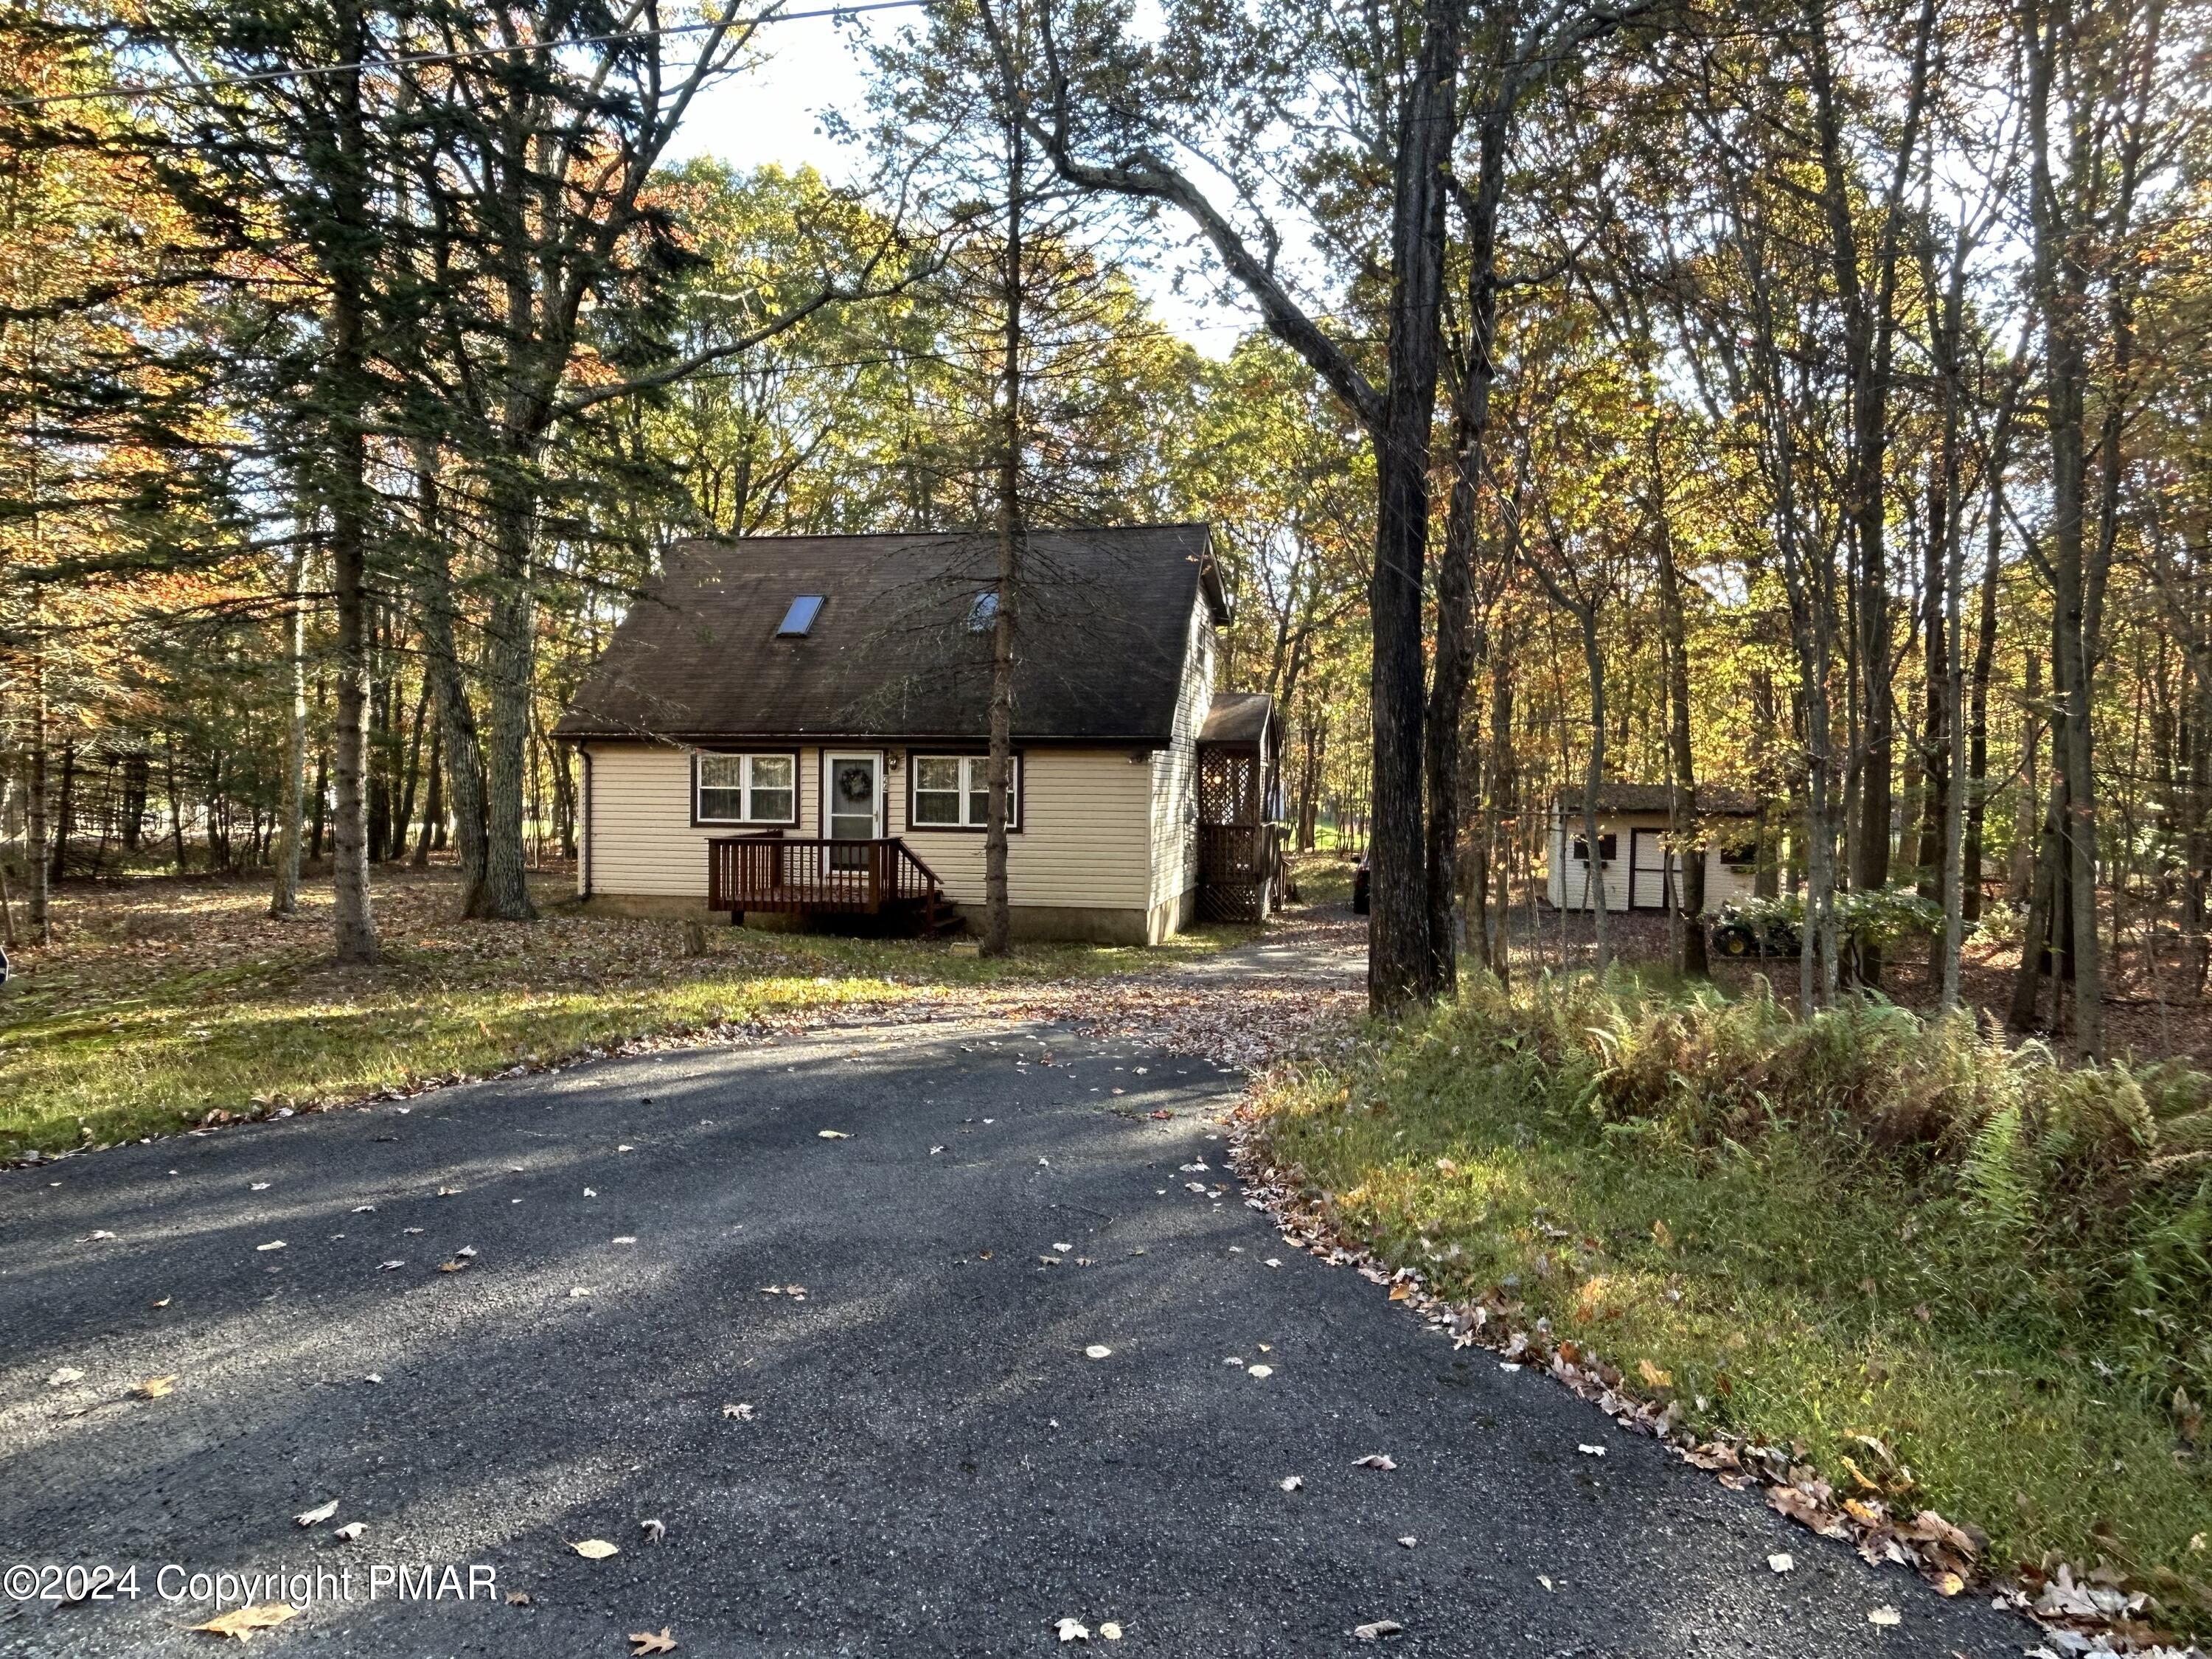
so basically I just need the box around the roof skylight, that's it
[777,594,824,637]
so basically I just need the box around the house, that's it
[552,525,1282,943]
[1545,784,1761,914]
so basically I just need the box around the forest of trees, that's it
[1,0,2205,1055]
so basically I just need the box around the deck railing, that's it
[1198,821,1282,886]
[708,835,942,927]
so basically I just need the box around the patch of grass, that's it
[1251,970,2212,1632]
[1289,852,1357,908]
[0,871,1250,1159]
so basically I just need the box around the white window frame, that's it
[695,751,799,826]
[908,753,1020,832]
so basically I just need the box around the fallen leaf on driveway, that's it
[152,1298,171,1308]
[629,1627,676,1655]
[1053,1242,1074,1253]
[250,1182,269,1192]
[378,1260,405,1270]
[81,1231,118,1242]
[190,1602,299,1640]
[1387,1283,1413,1301]
[930,1146,945,1155]
[255,1241,286,1253]
[1767,1553,1794,1573]
[333,1523,364,1542]
[294,1501,338,1527]
[437,1259,471,1274]
[568,1287,591,1298]
[46,1367,84,1387]
[612,1237,637,1245]
[1868,1607,1901,1627]
[1085,1345,1113,1360]
[818,1130,850,1139]
[1352,1619,1403,1641]
[1099,1622,1122,1641]
[1397,1536,1416,1548]
[1279,1475,1302,1492]
[722,1402,755,1421]
[1265,1258,1283,1268]
[505,1590,531,1606]
[1352,1454,1397,1470]
[351,1206,378,1214]
[1248,1365,1274,1379]
[136,1376,178,1399]
[571,1540,619,1560]
[1054,1616,1089,1642]
[1577,1444,1607,1457]
[639,1518,665,1543]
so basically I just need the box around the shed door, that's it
[1630,828,1677,911]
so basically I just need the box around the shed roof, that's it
[1554,783,1759,817]
[1197,690,1273,745]
[554,526,1225,745]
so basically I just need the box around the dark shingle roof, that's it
[1198,691,1273,745]
[1554,783,1759,816]
[555,526,1224,745]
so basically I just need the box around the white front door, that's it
[824,754,883,865]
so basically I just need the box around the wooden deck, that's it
[707,835,948,932]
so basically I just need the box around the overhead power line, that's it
[0,0,928,112]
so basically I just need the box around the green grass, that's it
[0,876,1250,1159]
[1290,852,1357,908]
[1251,971,2212,1633]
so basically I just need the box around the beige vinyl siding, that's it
[582,740,1151,911]
[1147,596,1214,911]
[1704,849,1757,910]
[581,742,821,899]
[891,748,1152,910]
[1548,811,1634,913]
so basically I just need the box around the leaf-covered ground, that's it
[0,863,1360,1162]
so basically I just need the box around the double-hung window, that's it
[910,754,1019,830]
[696,752,796,825]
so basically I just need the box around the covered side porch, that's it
[1196,692,1284,923]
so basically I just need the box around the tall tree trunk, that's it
[25,653,50,942]
[1963,405,2011,927]
[1577,605,1609,969]
[49,741,75,886]
[2024,0,2105,1057]
[1484,647,1515,981]
[983,91,1027,960]
[392,672,431,861]
[413,724,443,867]
[324,0,378,965]
[1366,0,1465,1012]
[1426,109,1504,994]
[412,453,490,911]
[476,467,540,921]
[1652,428,1705,975]
[270,544,310,916]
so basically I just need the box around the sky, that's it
[663,4,1265,355]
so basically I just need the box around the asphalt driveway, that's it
[0,1012,2035,1656]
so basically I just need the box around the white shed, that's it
[1546,785,1761,915]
